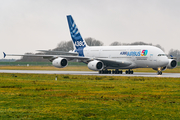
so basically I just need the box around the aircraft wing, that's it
[3,52,91,61]
[3,52,131,67]
[4,53,56,59]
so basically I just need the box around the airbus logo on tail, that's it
[71,24,79,36]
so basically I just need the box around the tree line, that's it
[18,37,180,62]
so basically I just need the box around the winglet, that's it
[3,52,6,58]
[170,55,173,59]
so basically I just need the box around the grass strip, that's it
[0,73,180,119]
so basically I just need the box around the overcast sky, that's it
[0,0,180,59]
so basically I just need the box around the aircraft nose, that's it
[160,57,169,66]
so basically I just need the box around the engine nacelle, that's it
[52,57,68,68]
[88,60,104,71]
[167,59,177,69]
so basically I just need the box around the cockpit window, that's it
[158,54,167,56]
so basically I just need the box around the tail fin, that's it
[67,15,88,51]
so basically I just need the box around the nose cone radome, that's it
[159,57,169,66]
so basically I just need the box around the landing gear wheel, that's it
[99,69,123,74]
[126,70,134,74]
[111,69,122,74]
[99,69,112,74]
[157,71,162,75]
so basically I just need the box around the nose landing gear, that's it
[157,67,162,75]
[157,71,162,75]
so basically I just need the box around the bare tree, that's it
[168,49,180,56]
[53,37,103,52]
[53,41,73,52]
[123,41,152,46]
[154,44,165,52]
[110,41,121,46]
[85,37,103,46]
[168,49,180,61]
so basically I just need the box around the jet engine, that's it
[88,60,104,71]
[52,57,68,68]
[167,59,177,69]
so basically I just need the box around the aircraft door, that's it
[150,54,157,67]
[150,54,153,61]
[132,56,136,61]
[87,48,89,56]
[99,49,101,57]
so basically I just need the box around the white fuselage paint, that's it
[82,45,169,69]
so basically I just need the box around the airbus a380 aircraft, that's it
[3,15,177,75]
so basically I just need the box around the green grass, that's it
[0,73,180,119]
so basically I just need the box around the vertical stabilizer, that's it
[67,15,87,56]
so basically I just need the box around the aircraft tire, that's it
[114,69,118,74]
[157,71,162,75]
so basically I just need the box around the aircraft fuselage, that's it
[82,45,168,69]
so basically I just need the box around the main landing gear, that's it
[99,69,134,74]
[125,69,134,74]
[99,69,112,74]
[112,69,123,74]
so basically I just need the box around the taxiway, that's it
[0,70,180,78]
